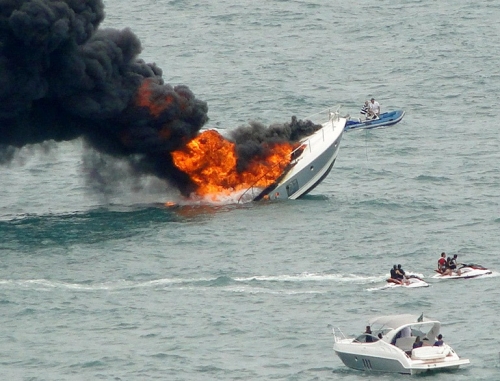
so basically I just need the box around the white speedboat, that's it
[431,264,492,280]
[332,314,470,375]
[238,108,346,202]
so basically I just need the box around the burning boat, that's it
[170,107,346,204]
[238,108,346,202]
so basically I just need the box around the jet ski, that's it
[385,275,429,289]
[431,264,492,280]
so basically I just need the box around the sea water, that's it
[1,0,500,380]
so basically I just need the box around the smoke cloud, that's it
[0,1,321,197]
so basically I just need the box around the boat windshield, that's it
[353,333,379,343]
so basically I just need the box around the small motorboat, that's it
[344,109,405,132]
[332,314,470,375]
[432,264,492,280]
[385,275,429,289]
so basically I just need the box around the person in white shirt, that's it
[368,98,380,119]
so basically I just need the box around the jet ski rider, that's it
[396,264,409,285]
[447,254,462,276]
[390,265,400,284]
[390,264,409,285]
[437,252,452,275]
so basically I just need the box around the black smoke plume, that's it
[0,1,321,196]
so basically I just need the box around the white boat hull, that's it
[432,266,492,280]
[242,111,345,202]
[385,277,429,289]
[334,340,469,375]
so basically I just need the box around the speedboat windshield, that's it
[353,333,380,343]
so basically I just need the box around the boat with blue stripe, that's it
[344,109,405,132]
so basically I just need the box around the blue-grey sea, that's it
[1,0,500,380]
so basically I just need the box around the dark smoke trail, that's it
[229,116,322,172]
[0,1,321,197]
[0,0,208,193]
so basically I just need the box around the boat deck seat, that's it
[411,346,449,360]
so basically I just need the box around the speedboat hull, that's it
[239,111,345,202]
[334,343,469,375]
[345,110,405,132]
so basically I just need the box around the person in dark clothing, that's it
[396,264,406,278]
[434,334,444,346]
[365,326,373,342]
[448,254,462,275]
[390,265,403,285]
[395,264,409,285]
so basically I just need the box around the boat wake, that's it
[0,272,386,294]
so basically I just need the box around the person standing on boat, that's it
[365,326,373,342]
[368,98,380,119]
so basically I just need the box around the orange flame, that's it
[171,130,296,197]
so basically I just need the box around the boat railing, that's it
[331,326,349,343]
[237,107,342,203]
[303,104,342,124]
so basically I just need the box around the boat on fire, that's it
[238,107,346,202]
[332,314,470,375]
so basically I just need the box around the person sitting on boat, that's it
[368,98,380,119]
[433,334,444,346]
[413,336,423,349]
[448,254,462,276]
[360,100,369,121]
[437,252,452,275]
[395,264,409,285]
[390,265,403,284]
[397,264,406,277]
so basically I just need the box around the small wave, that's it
[414,174,451,182]
[234,272,383,283]
[220,286,326,295]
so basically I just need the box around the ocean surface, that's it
[1,0,500,380]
